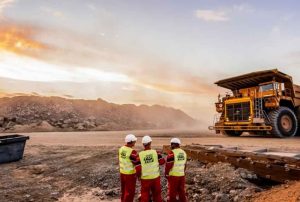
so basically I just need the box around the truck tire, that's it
[221,130,243,137]
[296,107,300,136]
[268,107,298,138]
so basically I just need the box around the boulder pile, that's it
[0,96,196,132]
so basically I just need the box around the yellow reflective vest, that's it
[139,149,160,180]
[119,146,136,175]
[169,148,187,177]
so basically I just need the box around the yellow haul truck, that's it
[209,69,300,138]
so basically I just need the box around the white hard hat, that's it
[170,138,181,144]
[142,135,152,144]
[125,134,137,143]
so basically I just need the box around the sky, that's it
[1,0,300,124]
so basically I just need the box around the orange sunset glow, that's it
[1,0,300,125]
[0,25,46,56]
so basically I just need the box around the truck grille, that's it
[226,102,250,122]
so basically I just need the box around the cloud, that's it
[195,4,254,22]
[0,22,50,57]
[271,25,281,37]
[87,3,96,11]
[40,7,64,18]
[233,4,254,13]
[195,9,229,22]
[0,20,216,97]
[0,0,15,17]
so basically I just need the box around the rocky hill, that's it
[0,96,196,132]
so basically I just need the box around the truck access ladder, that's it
[253,92,265,123]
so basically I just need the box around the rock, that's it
[240,172,247,178]
[104,189,119,197]
[186,162,260,202]
[63,119,72,124]
[75,123,85,130]
[36,121,55,132]
[193,193,200,200]
[72,118,79,123]
[233,195,239,202]
[9,117,17,122]
[0,117,4,126]
[62,124,69,128]
[214,193,230,202]
[5,121,15,129]
[229,190,238,196]
[83,120,96,128]
[30,164,48,175]
[88,116,96,121]
[0,95,196,132]
[200,188,209,194]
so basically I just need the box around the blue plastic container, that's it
[0,134,29,164]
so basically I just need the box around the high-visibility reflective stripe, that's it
[119,146,136,174]
[169,148,187,177]
[139,150,160,179]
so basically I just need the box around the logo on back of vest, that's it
[177,152,185,161]
[121,151,127,159]
[143,154,154,164]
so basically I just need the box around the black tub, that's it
[0,134,29,164]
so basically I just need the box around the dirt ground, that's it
[252,182,300,202]
[13,129,300,150]
[1,130,300,202]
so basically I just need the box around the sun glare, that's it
[0,27,45,55]
[0,51,132,84]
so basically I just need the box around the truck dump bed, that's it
[293,84,300,99]
[215,69,293,90]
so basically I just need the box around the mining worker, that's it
[136,135,165,202]
[165,138,187,202]
[119,134,138,202]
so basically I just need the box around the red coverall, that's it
[136,150,165,202]
[120,148,138,202]
[165,151,187,202]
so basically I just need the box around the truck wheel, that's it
[296,107,300,136]
[268,107,298,138]
[221,130,243,136]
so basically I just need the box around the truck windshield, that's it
[260,83,274,92]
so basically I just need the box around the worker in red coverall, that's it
[136,135,165,202]
[119,134,138,202]
[165,138,187,202]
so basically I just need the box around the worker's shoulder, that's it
[131,149,137,155]
[174,148,186,153]
[167,150,174,156]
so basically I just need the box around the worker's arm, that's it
[135,155,141,179]
[130,150,138,165]
[157,151,165,165]
[165,151,174,177]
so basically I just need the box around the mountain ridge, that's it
[0,95,197,132]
